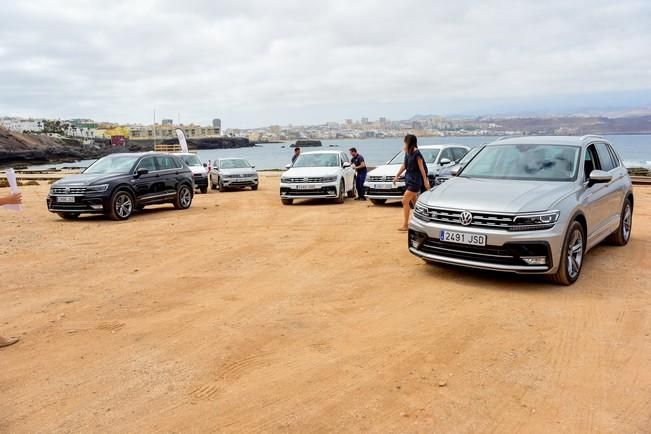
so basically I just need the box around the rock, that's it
[438,380,447,387]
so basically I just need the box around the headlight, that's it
[512,211,559,230]
[86,184,109,193]
[321,176,337,183]
[413,202,430,220]
[281,177,290,183]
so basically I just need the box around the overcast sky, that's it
[1,0,650,127]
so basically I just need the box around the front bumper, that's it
[47,194,109,214]
[280,182,338,199]
[222,177,258,188]
[363,181,406,200]
[193,175,209,188]
[408,217,564,274]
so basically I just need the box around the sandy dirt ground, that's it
[1,175,650,433]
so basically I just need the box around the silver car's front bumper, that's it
[222,177,258,187]
[408,216,566,274]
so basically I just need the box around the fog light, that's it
[409,232,427,249]
[90,204,104,210]
[522,256,547,265]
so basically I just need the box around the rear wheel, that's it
[108,190,134,221]
[335,180,345,204]
[199,186,208,194]
[550,220,585,285]
[174,184,193,210]
[281,198,293,205]
[607,198,633,246]
[370,199,387,205]
[347,180,356,198]
[57,212,79,220]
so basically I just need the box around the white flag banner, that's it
[3,168,22,212]
[175,128,189,153]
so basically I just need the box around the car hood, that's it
[282,167,340,178]
[437,163,461,177]
[188,166,207,175]
[219,167,257,176]
[367,164,401,177]
[52,173,127,186]
[420,177,577,213]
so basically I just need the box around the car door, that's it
[594,142,627,231]
[132,156,161,202]
[154,156,180,198]
[579,144,612,247]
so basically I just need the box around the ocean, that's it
[30,134,651,171]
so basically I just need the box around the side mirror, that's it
[251,165,256,169]
[343,162,352,168]
[450,166,462,177]
[440,158,452,165]
[588,170,612,185]
[285,163,291,169]
[136,168,149,177]
[203,163,208,168]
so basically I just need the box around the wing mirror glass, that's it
[439,158,452,165]
[136,168,149,177]
[251,165,256,169]
[285,163,291,169]
[589,170,612,185]
[343,162,352,168]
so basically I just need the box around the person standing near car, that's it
[292,147,301,165]
[0,192,22,349]
[394,134,430,231]
[349,147,367,201]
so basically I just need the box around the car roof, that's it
[217,157,247,161]
[419,144,469,150]
[172,152,198,156]
[301,150,343,155]
[489,135,605,147]
[104,152,171,158]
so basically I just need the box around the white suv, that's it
[173,152,209,194]
[364,144,469,204]
[280,150,356,205]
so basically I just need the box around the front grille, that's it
[368,175,394,182]
[410,232,551,268]
[415,206,515,229]
[280,186,335,196]
[283,177,334,183]
[224,174,255,179]
[51,186,87,194]
[434,177,449,185]
[365,187,404,196]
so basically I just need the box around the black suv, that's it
[47,153,195,220]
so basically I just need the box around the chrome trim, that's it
[409,247,549,272]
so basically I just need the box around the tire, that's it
[219,180,226,192]
[335,180,345,204]
[370,199,387,205]
[550,220,585,286]
[108,190,134,221]
[252,185,258,191]
[607,198,633,246]
[347,180,356,198]
[173,184,193,210]
[281,198,293,205]
[57,212,79,220]
[200,186,208,194]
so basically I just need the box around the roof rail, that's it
[580,134,603,141]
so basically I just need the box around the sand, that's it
[1,174,650,433]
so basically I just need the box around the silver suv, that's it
[408,135,634,285]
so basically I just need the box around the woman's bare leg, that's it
[400,191,418,231]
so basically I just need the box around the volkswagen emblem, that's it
[459,211,473,226]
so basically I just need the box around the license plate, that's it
[295,184,315,190]
[56,196,76,203]
[373,183,393,189]
[440,231,486,246]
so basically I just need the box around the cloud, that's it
[0,0,650,127]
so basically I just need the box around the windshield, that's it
[388,148,441,165]
[293,153,339,168]
[461,144,580,181]
[180,155,202,167]
[220,159,251,169]
[84,155,139,174]
[459,146,482,164]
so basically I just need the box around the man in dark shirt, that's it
[292,147,301,165]
[349,147,367,201]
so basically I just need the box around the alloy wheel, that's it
[566,228,584,280]
[115,193,132,218]
[180,187,192,208]
[623,203,632,241]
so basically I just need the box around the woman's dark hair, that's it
[404,134,418,153]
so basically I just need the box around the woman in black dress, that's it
[394,134,430,231]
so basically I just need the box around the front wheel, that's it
[370,199,387,205]
[173,184,193,210]
[550,220,585,285]
[335,180,345,204]
[108,190,134,221]
[281,198,293,205]
[200,186,208,194]
[251,185,258,191]
[218,180,226,192]
[347,180,357,198]
[607,198,633,246]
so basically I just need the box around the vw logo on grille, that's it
[459,211,473,226]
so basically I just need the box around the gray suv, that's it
[409,135,634,285]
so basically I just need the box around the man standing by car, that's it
[0,192,22,348]
[292,147,301,165]
[350,147,367,201]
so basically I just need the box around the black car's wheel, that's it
[57,212,79,220]
[607,198,633,246]
[252,185,259,191]
[174,184,193,210]
[108,190,134,221]
[550,220,585,286]
[335,180,345,204]
[200,186,208,194]
[370,199,386,205]
[281,198,293,205]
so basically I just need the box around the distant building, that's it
[161,119,174,125]
[361,117,369,124]
[129,124,220,140]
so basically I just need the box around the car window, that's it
[594,143,615,171]
[584,145,599,181]
[293,153,339,168]
[220,159,250,169]
[452,148,468,161]
[137,157,157,172]
[440,148,455,162]
[155,156,177,170]
[606,144,621,168]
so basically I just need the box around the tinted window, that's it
[452,148,468,161]
[84,155,139,174]
[138,157,157,172]
[594,143,615,171]
[440,148,455,162]
[155,156,177,170]
[606,144,621,168]
[293,153,339,168]
[584,146,598,180]
[220,159,250,169]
